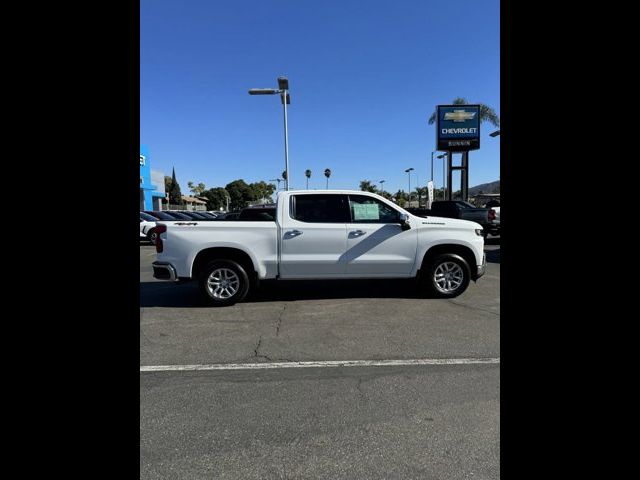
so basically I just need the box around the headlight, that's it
[475,229,483,236]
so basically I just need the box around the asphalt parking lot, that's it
[140,238,500,479]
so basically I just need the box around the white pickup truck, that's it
[152,190,486,306]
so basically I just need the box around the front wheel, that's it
[422,253,471,298]
[198,260,250,306]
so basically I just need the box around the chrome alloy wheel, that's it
[206,268,240,299]
[433,261,464,294]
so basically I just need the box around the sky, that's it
[141,0,500,196]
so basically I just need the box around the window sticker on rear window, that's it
[352,203,379,220]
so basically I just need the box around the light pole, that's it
[436,153,446,200]
[431,151,436,182]
[249,76,291,190]
[405,167,414,207]
[379,180,386,196]
[269,178,283,191]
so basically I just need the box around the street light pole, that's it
[379,180,386,196]
[282,89,290,190]
[431,151,434,182]
[405,167,414,207]
[269,178,282,191]
[249,76,291,190]
[436,153,446,200]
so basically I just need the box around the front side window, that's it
[291,194,349,223]
[348,195,400,223]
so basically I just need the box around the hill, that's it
[468,180,500,196]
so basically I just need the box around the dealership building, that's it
[140,145,166,211]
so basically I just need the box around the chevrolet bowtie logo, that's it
[444,110,476,122]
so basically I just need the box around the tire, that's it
[422,253,471,298]
[147,229,157,245]
[198,260,250,307]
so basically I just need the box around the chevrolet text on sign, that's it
[436,104,481,152]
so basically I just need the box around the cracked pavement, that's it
[139,243,499,366]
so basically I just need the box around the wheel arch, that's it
[191,247,258,283]
[420,244,477,279]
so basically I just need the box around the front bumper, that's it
[152,261,178,281]
[474,253,486,280]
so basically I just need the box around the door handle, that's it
[350,230,366,237]
[286,230,303,237]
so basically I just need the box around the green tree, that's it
[427,97,500,127]
[167,167,184,205]
[225,179,254,211]
[394,189,408,207]
[324,168,331,189]
[163,176,172,205]
[415,186,427,207]
[433,187,447,200]
[201,187,229,211]
[305,169,312,189]
[378,190,393,200]
[248,181,276,203]
[359,180,378,193]
[187,181,206,197]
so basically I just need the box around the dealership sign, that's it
[436,104,480,152]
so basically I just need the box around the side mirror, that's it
[399,213,411,230]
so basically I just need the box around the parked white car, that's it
[152,190,486,305]
[140,212,161,243]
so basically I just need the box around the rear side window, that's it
[291,194,349,223]
[347,195,400,223]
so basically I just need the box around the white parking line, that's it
[140,357,500,372]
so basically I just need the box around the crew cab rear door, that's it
[279,193,349,278]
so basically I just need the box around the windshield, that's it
[146,211,175,221]
[140,212,157,222]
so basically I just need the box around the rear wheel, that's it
[147,229,157,245]
[422,253,471,298]
[198,260,250,306]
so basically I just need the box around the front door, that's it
[344,194,417,276]
[279,194,349,278]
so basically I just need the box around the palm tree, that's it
[305,169,312,189]
[359,180,377,193]
[427,97,500,127]
[324,168,331,189]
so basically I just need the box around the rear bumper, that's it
[152,261,178,281]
